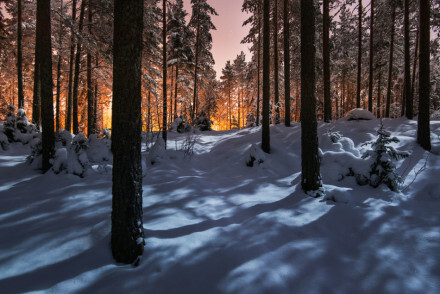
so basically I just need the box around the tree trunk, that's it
[356,0,362,108]
[417,0,431,150]
[385,5,396,118]
[162,0,167,147]
[228,82,231,129]
[323,0,331,122]
[94,56,98,130]
[72,0,86,134]
[377,69,382,118]
[256,0,261,127]
[36,0,55,172]
[262,0,270,153]
[174,64,178,119]
[411,27,419,103]
[368,0,374,113]
[17,0,24,109]
[404,0,412,119]
[86,0,94,137]
[65,0,77,133]
[112,0,144,265]
[192,12,200,121]
[301,0,321,194]
[273,0,280,124]
[283,0,290,126]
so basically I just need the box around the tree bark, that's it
[417,0,431,150]
[368,0,374,113]
[356,0,362,108]
[36,0,55,172]
[262,0,270,153]
[377,69,382,118]
[17,0,24,109]
[162,0,167,147]
[283,0,290,126]
[323,0,331,122]
[256,0,261,127]
[301,0,321,194]
[65,0,77,133]
[72,0,86,134]
[112,0,144,265]
[404,0,413,118]
[385,5,396,118]
[86,0,94,137]
[273,0,280,124]
[192,12,200,121]
[174,64,178,119]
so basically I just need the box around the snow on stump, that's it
[342,108,376,121]
[245,144,266,167]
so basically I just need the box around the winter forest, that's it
[1,0,440,292]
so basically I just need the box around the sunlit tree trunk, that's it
[417,0,431,150]
[162,0,167,147]
[111,0,144,265]
[273,0,280,124]
[86,0,94,137]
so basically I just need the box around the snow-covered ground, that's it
[0,118,439,294]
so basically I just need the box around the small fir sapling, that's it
[231,116,239,129]
[14,109,36,144]
[27,136,43,169]
[171,115,191,133]
[245,112,256,128]
[361,121,410,191]
[0,132,9,150]
[325,126,342,143]
[55,130,73,148]
[67,133,90,177]
[52,148,68,174]
[194,112,213,131]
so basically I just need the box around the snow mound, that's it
[245,143,266,168]
[341,108,376,121]
[146,137,166,165]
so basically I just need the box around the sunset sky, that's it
[182,0,252,77]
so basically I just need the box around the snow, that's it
[341,108,377,121]
[1,118,440,293]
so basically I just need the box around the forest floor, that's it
[0,117,440,294]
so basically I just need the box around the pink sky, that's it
[182,0,252,78]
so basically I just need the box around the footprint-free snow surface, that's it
[1,118,439,294]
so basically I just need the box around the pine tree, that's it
[87,0,94,137]
[368,0,375,113]
[283,0,290,126]
[404,0,412,118]
[356,0,362,108]
[17,0,24,109]
[111,0,144,264]
[162,0,168,147]
[323,0,331,122]
[301,0,322,195]
[221,60,234,130]
[65,0,77,133]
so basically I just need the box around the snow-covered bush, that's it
[13,108,36,144]
[87,134,111,163]
[170,115,191,133]
[245,112,256,128]
[325,126,342,143]
[102,129,111,139]
[4,105,16,141]
[245,144,266,167]
[342,108,376,121]
[67,133,90,177]
[357,122,409,191]
[146,137,166,165]
[52,148,68,174]
[194,112,212,131]
[0,132,9,150]
[177,134,197,158]
[431,110,440,120]
[55,130,73,148]
[27,137,43,169]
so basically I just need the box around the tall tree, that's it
[36,0,55,172]
[323,0,331,122]
[273,0,280,124]
[221,61,234,130]
[283,0,290,126]
[368,0,375,113]
[17,0,24,109]
[188,0,217,121]
[86,0,94,137]
[385,2,396,118]
[72,0,86,134]
[65,0,77,133]
[162,0,167,146]
[301,0,322,194]
[262,0,270,153]
[417,0,431,150]
[55,0,64,131]
[356,0,362,108]
[112,0,144,264]
[404,0,412,118]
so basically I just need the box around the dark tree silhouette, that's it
[111,0,144,264]
[404,0,412,119]
[65,0,77,133]
[368,0,374,113]
[356,0,362,108]
[17,0,24,109]
[323,0,331,122]
[283,0,290,126]
[262,0,270,153]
